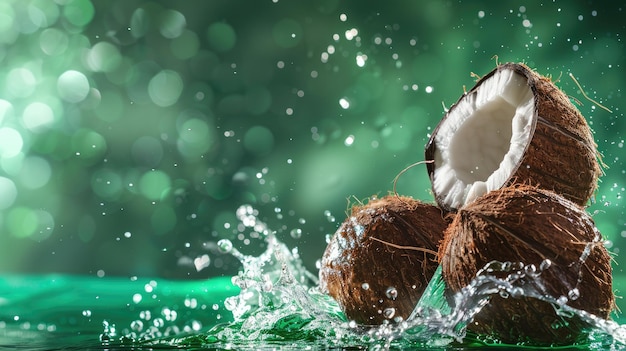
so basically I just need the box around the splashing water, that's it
[96,204,626,350]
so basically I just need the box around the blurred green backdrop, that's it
[0,0,623,289]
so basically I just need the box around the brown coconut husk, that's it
[425,63,601,211]
[319,195,449,325]
[439,185,614,345]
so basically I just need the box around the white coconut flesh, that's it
[431,68,535,209]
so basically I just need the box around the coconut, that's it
[439,185,614,345]
[425,63,600,211]
[319,195,449,324]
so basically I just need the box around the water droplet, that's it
[194,254,210,271]
[361,283,370,290]
[568,288,580,301]
[290,228,302,239]
[82,310,92,317]
[501,262,512,272]
[217,239,233,253]
[386,287,398,300]
[524,264,538,276]
[139,310,151,320]
[152,318,165,328]
[132,293,142,304]
[161,307,177,321]
[540,259,552,271]
[184,298,198,309]
[323,210,336,222]
[130,320,143,332]
[344,134,355,146]
[191,320,202,331]
[383,307,396,319]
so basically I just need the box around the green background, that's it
[0,0,623,293]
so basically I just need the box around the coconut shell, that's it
[425,62,601,210]
[319,195,448,325]
[439,185,614,345]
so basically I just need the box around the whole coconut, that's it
[439,185,614,345]
[319,195,449,324]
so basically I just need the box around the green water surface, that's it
[0,275,236,350]
[1,273,623,350]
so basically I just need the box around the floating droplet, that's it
[325,234,332,244]
[161,307,177,321]
[540,259,552,271]
[217,239,233,253]
[152,318,165,328]
[385,287,398,300]
[290,228,302,239]
[130,320,143,332]
[568,288,580,301]
[191,320,202,331]
[383,307,395,319]
[193,254,210,272]
[184,298,198,309]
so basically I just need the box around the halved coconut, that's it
[425,63,600,211]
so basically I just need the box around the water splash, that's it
[105,204,626,350]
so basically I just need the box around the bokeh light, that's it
[87,42,121,72]
[177,117,215,159]
[6,68,36,98]
[63,0,95,27]
[148,70,183,107]
[0,128,23,158]
[139,170,171,201]
[6,206,38,238]
[22,102,54,131]
[206,22,236,52]
[18,156,52,189]
[0,177,18,210]
[57,70,90,103]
